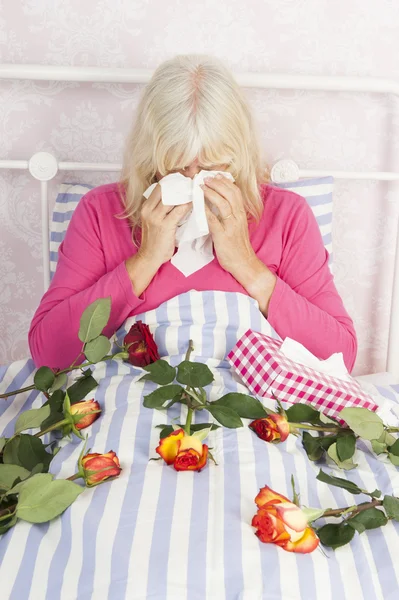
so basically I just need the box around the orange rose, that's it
[70,400,101,430]
[252,485,319,553]
[81,451,122,486]
[249,414,289,443]
[156,429,208,472]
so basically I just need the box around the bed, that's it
[1,65,399,600]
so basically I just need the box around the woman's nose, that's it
[182,164,201,179]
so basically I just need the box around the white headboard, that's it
[1,65,398,377]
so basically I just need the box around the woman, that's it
[28,54,357,372]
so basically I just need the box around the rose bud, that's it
[123,321,160,367]
[252,485,319,553]
[155,428,208,472]
[249,413,289,443]
[81,451,122,487]
[70,400,101,430]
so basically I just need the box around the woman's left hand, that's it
[200,174,256,276]
[201,174,277,315]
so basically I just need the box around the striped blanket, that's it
[1,291,399,600]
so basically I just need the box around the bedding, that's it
[1,291,398,600]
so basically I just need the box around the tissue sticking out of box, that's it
[279,337,352,382]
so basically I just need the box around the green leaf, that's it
[0,465,31,491]
[285,404,321,424]
[158,422,220,439]
[33,366,56,392]
[327,443,357,470]
[14,405,51,434]
[49,373,67,393]
[369,489,382,499]
[383,495,399,521]
[301,432,336,461]
[316,469,362,494]
[192,426,212,442]
[0,513,17,535]
[78,297,111,343]
[339,407,384,441]
[84,335,111,363]
[206,404,243,428]
[317,522,356,549]
[388,438,399,457]
[139,360,176,385]
[301,507,325,523]
[143,385,184,409]
[41,389,65,431]
[378,431,397,446]
[371,440,387,455]
[388,453,399,466]
[3,435,53,472]
[336,433,357,462]
[176,361,214,387]
[211,393,267,419]
[0,438,6,453]
[67,372,98,405]
[16,474,83,524]
[165,393,187,409]
[302,432,324,461]
[347,507,387,533]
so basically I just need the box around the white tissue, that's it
[143,170,235,277]
[279,337,352,382]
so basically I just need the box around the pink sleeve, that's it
[28,190,145,370]
[266,194,358,372]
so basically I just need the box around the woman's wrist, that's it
[231,255,277,316]
[125,253,160,298]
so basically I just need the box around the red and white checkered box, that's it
[226,330,378,421]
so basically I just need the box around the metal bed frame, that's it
[0,64,398,376]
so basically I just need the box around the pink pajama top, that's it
[28,182,357,371]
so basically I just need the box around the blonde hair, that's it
[118,54,268,234]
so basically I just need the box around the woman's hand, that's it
[139,183,192,266]
[201,175,277,315]
[125,183,191,297]
[201,175,256,274]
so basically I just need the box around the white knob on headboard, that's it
[270,159,300,183]
[28,152,58,181]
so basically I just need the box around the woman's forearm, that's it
[231,257,357,372]
[125,253,161,298]
[230,256,277,316]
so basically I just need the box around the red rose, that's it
[123,321,160,367]
[249,414,290,443]
[81,451,122,486]
[70,400,101,430]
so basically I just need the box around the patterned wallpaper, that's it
[1,1,399,375]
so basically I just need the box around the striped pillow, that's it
[275,176,334,269]
[49,183,94,279]
[49,177,334,279]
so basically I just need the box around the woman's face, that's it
[155,157,229,181]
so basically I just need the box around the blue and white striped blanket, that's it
[1,291,399,600]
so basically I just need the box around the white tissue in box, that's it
[279,337,352,382]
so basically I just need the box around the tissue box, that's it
[226,330,378,421]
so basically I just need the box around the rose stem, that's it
[288,422,342,433]
[321,498,382,519]
[183,340,195,435]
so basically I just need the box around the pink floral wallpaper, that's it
[1,1,398,375]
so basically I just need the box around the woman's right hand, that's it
[125,183,191,297]
[138,182,191,266]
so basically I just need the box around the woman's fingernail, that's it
[215,173,222,179]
